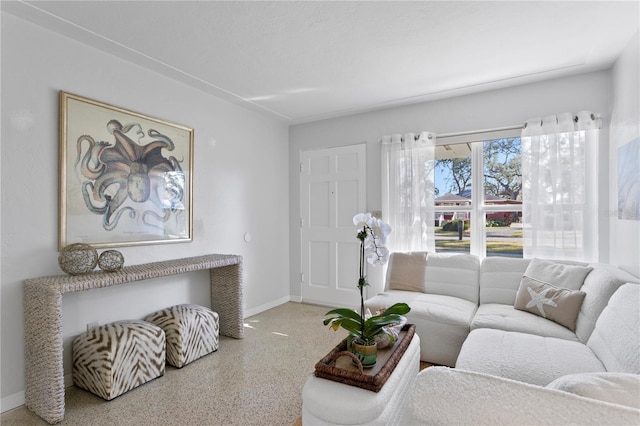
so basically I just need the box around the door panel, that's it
[301,144,366,307]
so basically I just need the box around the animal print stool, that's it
[145,304,219,368]
[72,320,165,400]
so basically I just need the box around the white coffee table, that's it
[302,334,421,425]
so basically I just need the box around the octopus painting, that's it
[75,119,185,231]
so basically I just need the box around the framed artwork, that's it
[618,137,640,221]
[59,91,194,249]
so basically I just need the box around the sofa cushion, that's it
[456,328,606,386]
[479,257,530,305]
[368,291,477,366]
[385,251,428,292]
[405,293,477,367]
[409,293,477,327]
[587,283,640,374]
[514,276,586,331]
[365,290,425,314]
[523,258,592,291]
[423,253,480,303]
[546,372,640,409]
[575,264,640,343]
[471,303,578,341]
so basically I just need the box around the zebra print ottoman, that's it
[72,320,165,400]
[145,304,219,368]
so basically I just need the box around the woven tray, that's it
[314,324,416,392]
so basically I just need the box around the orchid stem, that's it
[360,225,365,339]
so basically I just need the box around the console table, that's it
[23,254,243,424]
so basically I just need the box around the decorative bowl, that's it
[375,316,408,349]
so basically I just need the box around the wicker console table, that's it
[23,254,243,424]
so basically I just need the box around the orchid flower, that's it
[323,214,409,346]
[354,213,391,267]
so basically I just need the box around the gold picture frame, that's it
[59,91,194,249]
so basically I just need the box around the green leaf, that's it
[362,324,385,337]
[367,314,405,327]
[324,303,409,342]
[323,314,363,336]
[324,308,361,321]
[377,302,411,316]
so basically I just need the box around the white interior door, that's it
[300,144,366,307]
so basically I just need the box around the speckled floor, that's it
[1,302,346,426]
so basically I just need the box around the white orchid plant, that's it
[323,213,410,345]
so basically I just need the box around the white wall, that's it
[610,31,640,277]
[289,70,615,298]
[1,12,290,408]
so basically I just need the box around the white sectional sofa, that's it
[364,252,640,419]
[401,367,640,425]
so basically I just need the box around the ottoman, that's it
[302,334,421,425]
[72,320,165,400]
[145,304,219,368]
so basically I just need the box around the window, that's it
[434,136,523,258]
[383,114,598,261]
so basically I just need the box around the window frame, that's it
[434,128,523,259]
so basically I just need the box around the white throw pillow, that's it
[547,372,640,409]
[523,258,593,290]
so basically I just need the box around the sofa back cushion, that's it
[586,283,640,373]
[479,257,530,304]
[575,264,640,343]
[523,258,593,290]
[424,253,480,303]
[385,252,429,292]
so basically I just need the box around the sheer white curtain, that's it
[521,111,600,262]
[381,132,436,253]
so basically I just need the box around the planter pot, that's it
[352,341,377,368]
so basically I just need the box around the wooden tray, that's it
[313,324,416,392]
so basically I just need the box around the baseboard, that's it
[289,295,302,303]
[243,295,291,318]
[296,297,338,309]
[65,373,73,389]
[1,376,75,414]
[1,390,24,414]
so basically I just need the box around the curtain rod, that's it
[403,113,599,142]
[432,124,524,140]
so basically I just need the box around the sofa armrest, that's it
[402,367,640,425]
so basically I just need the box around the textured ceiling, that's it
[3,1,639,123]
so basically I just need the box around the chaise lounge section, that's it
[457,282,640,385]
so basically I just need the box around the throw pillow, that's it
[523,258,593,290]
[547,372,640,409]
[386,252,428,292]
[514,276,586,331]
